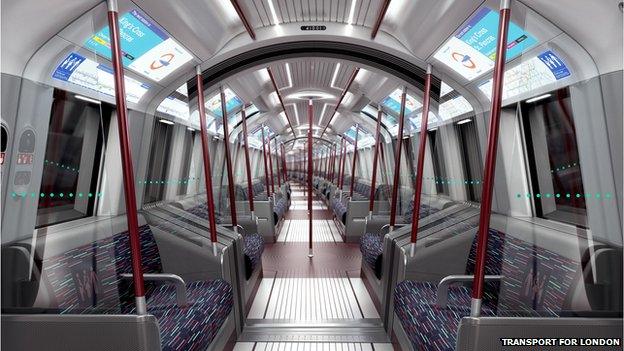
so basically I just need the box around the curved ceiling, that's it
[2,0,621,146]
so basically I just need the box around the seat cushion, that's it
[243,233,264,279]
[394,295,473,351]
[360,233,384,278]
[140,280,233,351]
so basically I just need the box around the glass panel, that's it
[36,91,110,227]
[433,6,538,81]
[143,120,174,204]
[84,8,193,82]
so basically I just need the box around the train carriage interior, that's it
[1,0,622,350]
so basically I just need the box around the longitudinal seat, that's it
[40,224,233,351]
[394,229,581,351]
[359,201,440,277]
[184,202,265,276]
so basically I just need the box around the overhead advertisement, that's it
[205,88,243,117]
[434,7,537,80]
[52,52,150,103]
[157,96,190,120]
[382,88,422,115]
[85,9,193,82]
[439,96,473,120]
[478,50,571,101]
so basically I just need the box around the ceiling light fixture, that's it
[74,94,101,104]
[525,94,552,103]
[318,103,329,125]
[456,119,472,125]
[347,0,357,25]
[285,63,293,89]
[268,0,279,25]
[293,104,300,125]
[287,91,335,100]
[330,63,341,89]
[159,119,175,125]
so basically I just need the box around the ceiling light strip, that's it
[320,67,360,138]
[229,0,256,39]
[330,63,341,89]
[267,0,280,25]
[371,0,391,39]
[347,0,358,25]
[267,67,295,133]
[285,62,293,88]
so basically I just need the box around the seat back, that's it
[496,234,579,317]
[39,222,163,314]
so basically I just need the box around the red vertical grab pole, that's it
[410,65,433,248]
[195,68,219,250]
[307,99,314,258]
[349,125,359,197]
[281,143,288,183]
[389,88,407,231]
[106,0,146,313]
[339,138,347,189]
[275,139,282,188]
[261,125,271,197]
[471,0,512,317]
[219,87,238,231]
[241,108,255,217]
[369,109,383,218]
[267,134,275,194]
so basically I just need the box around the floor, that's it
[235,184,395,350]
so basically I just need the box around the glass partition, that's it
[396,1,622,332]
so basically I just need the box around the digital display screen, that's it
[408,112,439,132]
[381,88,422,114]
[157,96,190,120]
[52,52,150,103]
[440,82,454,97]
[439,96,473,120]
[85,9,193,82]
[478,50,571,101]
[205,88,243,117]
[433,7,537,80]
[16,153,34,165]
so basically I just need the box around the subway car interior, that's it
[1,0,623,350]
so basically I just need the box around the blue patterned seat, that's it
[360,203,444,278]
[185,203,265,276]
[40,224,233,350]
[360,233,384,278]
[394,229,580,351]
[186,203,222,224]
[242,233,264,279]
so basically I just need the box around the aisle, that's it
[235,183,392,349]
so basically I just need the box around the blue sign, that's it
[84,8,193,82]
[52,52,86,81]
[538,51,571,80]
[458,7,537,62]
[85,9,166,67]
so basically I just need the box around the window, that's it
[143,120,174,203]
[36,90,110,227]
[456,119,482,202]
[521,88,587,227]
[177,129,195,195]
[428,129,448,195]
